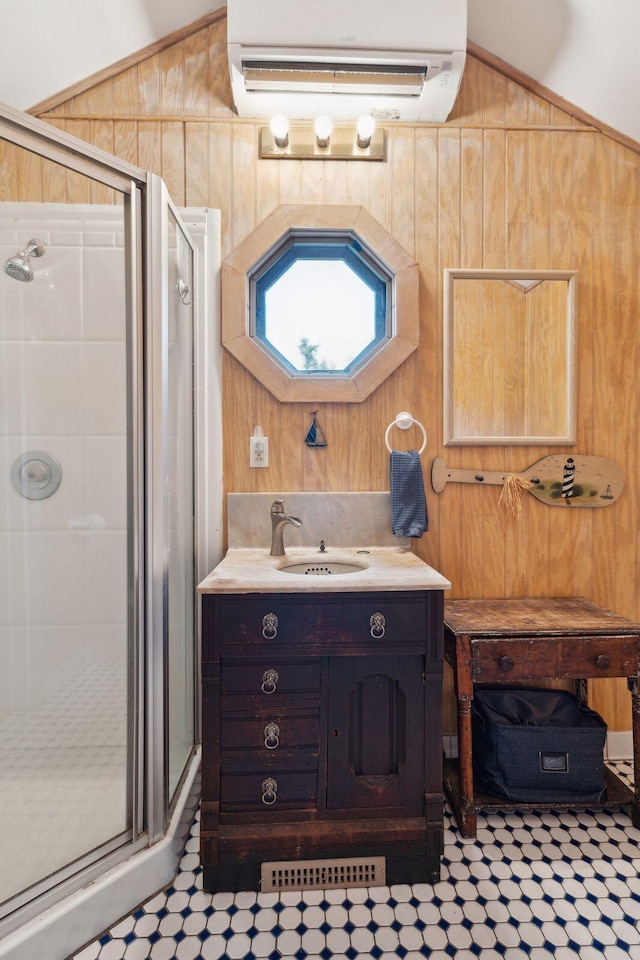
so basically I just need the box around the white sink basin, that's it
[279,560,367,576]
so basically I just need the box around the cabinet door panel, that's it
[327,656,424,810]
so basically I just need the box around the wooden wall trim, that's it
[37,113,598,133]
[468,40,640,156]
[30,7,227,118]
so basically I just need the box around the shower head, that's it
[4,256,34,282]
[3,239,46,282]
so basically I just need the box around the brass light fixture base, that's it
[260,124,385,160]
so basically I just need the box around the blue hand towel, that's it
[390,449,428,538]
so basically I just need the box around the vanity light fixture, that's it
[260,117,385,161]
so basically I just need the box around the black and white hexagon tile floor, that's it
[71,762,640,960]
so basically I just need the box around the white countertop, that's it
[198,546,451,594]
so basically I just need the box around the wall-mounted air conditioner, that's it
[227,0,467,123]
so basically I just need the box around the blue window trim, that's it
[251,231,391,376]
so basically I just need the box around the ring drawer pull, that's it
[499,656,515,672]
[262,613,278,639]
[264,721,280,749]
[370,612,386,638]
[261,777,278,805]
[261,668,279,694]
[596,654,611,670]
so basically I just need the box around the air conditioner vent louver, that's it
[242,61,427,97]
[261,856,386,892]
[243,61,428,77]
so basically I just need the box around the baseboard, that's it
[605,731,633,761]
[443,735,459,759]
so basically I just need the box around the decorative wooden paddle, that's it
[431,454,624,507]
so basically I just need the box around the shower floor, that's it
[0,638,128,905]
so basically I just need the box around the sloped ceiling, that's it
[467,0,640,144]
[1,0,639,144]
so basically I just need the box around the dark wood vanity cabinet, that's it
[200,589,444,892]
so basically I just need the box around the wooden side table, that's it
[443,597,640,838]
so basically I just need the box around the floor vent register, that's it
[260,856,386,892]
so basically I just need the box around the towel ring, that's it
[385,411,427,455]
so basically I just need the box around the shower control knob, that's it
[22,462,48,484]
[11,450,62,501]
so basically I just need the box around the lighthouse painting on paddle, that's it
[431,454,624,508]
[508,455,622,506]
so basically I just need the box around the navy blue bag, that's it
[472,686,607,804]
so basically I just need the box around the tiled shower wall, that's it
[0,203,127,715]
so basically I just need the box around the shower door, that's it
[166,202,196,803]
[0,140,143,916]
[146,177,197,834]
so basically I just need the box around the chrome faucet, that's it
[270,499,302,556]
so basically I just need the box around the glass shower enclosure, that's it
[0,102,208,948]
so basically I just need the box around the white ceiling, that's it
[1,0,639,143]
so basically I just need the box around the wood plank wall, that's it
[33,16,640,733]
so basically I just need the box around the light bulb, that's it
[356,115,376,149]
[270,114,289,148]
[314,115,333,148]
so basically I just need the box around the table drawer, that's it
[472,635,640,682]
[220,659,320,697]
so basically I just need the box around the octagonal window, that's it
[249,230,392,375]
[251,232,391,376]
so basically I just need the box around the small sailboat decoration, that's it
[305,411,327,448]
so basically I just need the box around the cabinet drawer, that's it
[472,635,640,682]
[221,712,319,755]
[219,596,427,649]
[220,659,320,696]
[221,768,317,810]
